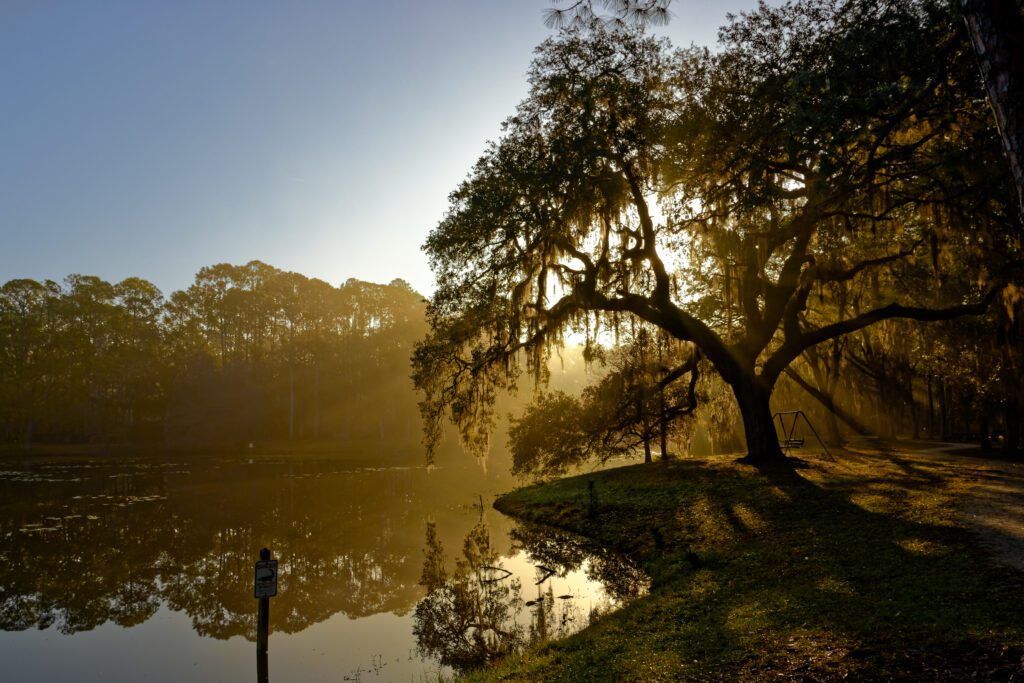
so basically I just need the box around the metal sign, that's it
[254,559,278,598]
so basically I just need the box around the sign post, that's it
[254,548,277,654]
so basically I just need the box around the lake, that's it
[0,454,647,682]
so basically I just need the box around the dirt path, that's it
[962,462,1024,572]
[918,442,1024,572]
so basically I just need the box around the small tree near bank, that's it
[509,331,699,477]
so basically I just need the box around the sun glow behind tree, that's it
[414,1,1022,467]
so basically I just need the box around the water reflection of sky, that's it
[0,456,646,682]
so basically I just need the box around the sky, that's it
[1,0,767,297]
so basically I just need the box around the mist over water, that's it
[0,452,644,682]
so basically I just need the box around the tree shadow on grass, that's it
[493,451,1024,681]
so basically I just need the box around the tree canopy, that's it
[0,263,427,448]
[414,0,1021,465]
[543,0,671,29]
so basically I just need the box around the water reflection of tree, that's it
[0,460,505,639]
[0,470,168,634]
[509,523,649,604]
[524,581,585,647]
[413,518,649,672]
[413,521,524,672]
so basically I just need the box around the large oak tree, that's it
[414,0,1019,465]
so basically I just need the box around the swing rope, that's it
[773,410,836,461]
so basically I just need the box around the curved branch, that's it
[817,239,924,283]
[621,162,671,304]
[762,286,1001,384]
[589,290,742,383]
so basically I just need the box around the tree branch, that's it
[762,286,1001,384]
[621,161,672,305]
[817,239,924,283]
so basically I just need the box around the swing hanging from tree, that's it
[773,410,835,460]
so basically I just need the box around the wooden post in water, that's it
[257,588,269,652]
[254,547,277,654]
[257,649,268,683]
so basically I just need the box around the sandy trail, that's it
[918,442,1024,572]
[962,463,1024,572]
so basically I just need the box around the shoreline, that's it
[472,443,1024,681]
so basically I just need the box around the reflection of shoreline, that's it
[413,517,649,673]
[510,521,650,603]
[0,457,514,639]
[414,519,525,672]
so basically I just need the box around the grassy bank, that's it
[473,443,1024,681]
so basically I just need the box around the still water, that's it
[0,455,646,682]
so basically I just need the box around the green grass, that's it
[466,445,1024,681]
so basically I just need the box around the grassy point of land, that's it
[474,442,1024,681]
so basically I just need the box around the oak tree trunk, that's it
[733,377,786,465]
[962,0,1024,218]
[1006,398,1021,455]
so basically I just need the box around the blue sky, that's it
[1,1,765,296]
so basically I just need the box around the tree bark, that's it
[1006,397,1021,455]
[659,385,670,460]
[909,377,921,440]
[962,0,1024,218]
[927,374,936,438]
[941,378,951,439]
[733,376,786,464]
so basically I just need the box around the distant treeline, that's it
[0,261,427,448]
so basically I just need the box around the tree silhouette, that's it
[543,0,670,29]
[0,263,428,448]
[414,2,1020,466]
